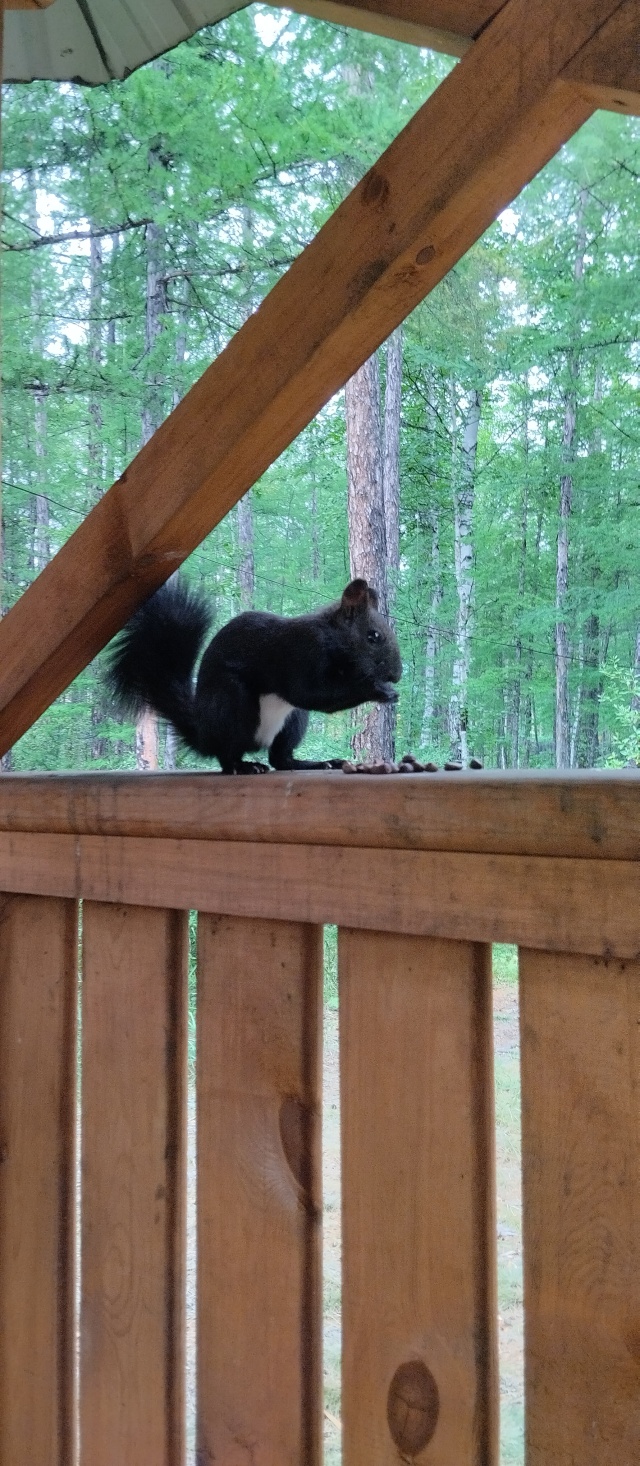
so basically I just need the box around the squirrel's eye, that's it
[367,630,382,644]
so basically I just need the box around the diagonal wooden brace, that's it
[0,0,635,754]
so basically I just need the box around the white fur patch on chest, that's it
[255,694,295,749]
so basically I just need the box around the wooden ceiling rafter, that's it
[0,0,637,754]
[280,0,475,58]
[279,0,640,115]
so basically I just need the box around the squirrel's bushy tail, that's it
[107,579,212,752]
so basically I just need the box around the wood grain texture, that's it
[563,0,640,114]
[282,0,473,54]
[196,915,322,1465]
[312,0,498,34]
[80,902,188,1466]
[0,769,638,860]
[339,930,498,1464]
[519,948,640,1463]
[0,894,77,1466]
[0,830,637,956]
[0,0,605,754]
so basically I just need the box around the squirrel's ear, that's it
[340,579,369,614]
[341,579,377,615]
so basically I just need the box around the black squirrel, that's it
[108,576,402,773]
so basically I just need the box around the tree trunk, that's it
[422,509,442,742]
[234,208,257,610]
[311,466,320,585]
[382,327,402,603]
[236,494,255,611]
[381,326,402,754]
[421,372,442,747]
[164,283,190,771]
[345,351,394,762]
[28,173,50,578]
[449,387,481,765]
[135,708,159,771]
[136,179,169,771]
[140,216,167,449]
[522,503,544,766]
[555,403,575,768]
[87,231,110,761]
[576,611,601,766]
[164,723,179,771]
[555,187,587,769]
[32,389,49,573]
[88,231,104,502]
[510,392,530,766]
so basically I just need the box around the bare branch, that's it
[1,217,152,252]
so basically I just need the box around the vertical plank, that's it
[339,929,498,1465]
[80,902,188,1466]
[196,915,323,1466]
[0,894,77,1466]
[520,948,640,1463]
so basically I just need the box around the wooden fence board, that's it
[80,902,188,1466]
[520,947,640,1464]
[339,930,498,1464]
[0,769,638,861]
[0,894,77,1466]
[0,831,637,957]
[196,915,323,1466]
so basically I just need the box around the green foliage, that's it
[493,945,519,987]
[1,12,638,771]
[323,925,339,1009]
[600,660,640,766]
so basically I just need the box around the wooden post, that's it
[196,915,323,1465]
[339,929,498,1463]
[80,903,188,1466]
[0,895,77,1466]
[520,947,640,1464]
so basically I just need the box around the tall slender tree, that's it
[449,387,481,764]
[555,187,588,768]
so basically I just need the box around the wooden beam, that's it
[281,0,500,46]
[339,931,498,1463]
[0,831,638,957]
[0,0,618,754]
[278,0,474,55]
[0,770,638,861]
[562,0,640,115]
[281,0,640,112]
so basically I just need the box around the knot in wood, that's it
[361,170,390,207]
[386,1359,439,1455]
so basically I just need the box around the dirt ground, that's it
[186,981,524,1466]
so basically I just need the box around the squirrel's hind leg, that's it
[269,710,344,771]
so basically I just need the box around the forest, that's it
[1,6,638,773]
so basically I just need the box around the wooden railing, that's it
[0,768,637,1465]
